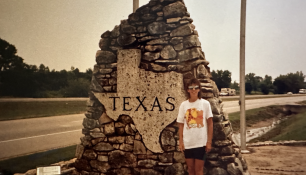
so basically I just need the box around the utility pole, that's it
[133,0,139,12]
[240,0,249,154]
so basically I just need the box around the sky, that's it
[0,0,306,82]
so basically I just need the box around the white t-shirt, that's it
[176,98,213,149]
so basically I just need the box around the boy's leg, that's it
[185,158,195,175]
[195,159,205,175]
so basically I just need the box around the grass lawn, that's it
[0,145,77,175]
[0,101,87,121]
[229,105,286,132]
[250,110,306,142]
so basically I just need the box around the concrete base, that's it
[241,149,250,154]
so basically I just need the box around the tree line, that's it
[1,38,305,97]
[0,38,92,97]
[211,70,306,95]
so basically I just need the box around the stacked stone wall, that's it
[93,0,210,93]
[76,0,250,174]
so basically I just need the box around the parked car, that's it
[299,89,306,94]
[287,92,293,95]
[219,88,236,96]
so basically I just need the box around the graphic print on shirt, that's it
[185,108,204,129]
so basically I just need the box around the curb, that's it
[247,140,306,147]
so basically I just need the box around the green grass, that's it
[0,145,77,175]
[250,111,306,142]
[229,106,286,132]
[0,101,87,121]
[297,100,306,105]
[220,94,306,101]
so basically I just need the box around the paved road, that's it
[0,114,84,160]
[0,95,306,160]
[0,97,88,102]
[223,95,306,113]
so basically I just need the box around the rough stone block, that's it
[110,25,120,38]
[147,38,168,45]
[143,52,160,61]
[104,122,115,135]
[159,152,173,163]
[99,38,110,49]
[97,155,108,162]
[96,50,116,64]
[118,115,133,125]
[150,63,167,72]
[75,159,91,172]
[163,1,187,18]
[164,163,184,175]
[108,136,125,143]
[148,22,167,35]
[125,124,136,135]
[101,30,111,38]
[120,143,134,152]
[161,130,176,146]
[89,160,110,173]
[174,43,183,51]
[161,45,177,59]
[82,118,98,130]
[177,47,203,62]
[109,150,137,168]
[140,169,162,175]
[128,13,139,22]
[138,159,157,168]
[117,34,136,46]
[121,24,136,34]
[75,144,85,159]
[91,137,104,146]
[83,149,97,160]
[157,11,163,16]
[151,4,162,12]
[115,127,125,135]
[93,142,114,151]
[208,167,229,175]
[167,17,181,23]
[145,45,163,52]
[98,112,113,125]
[173,152,185,163]
[141,13,156,21]
[138,35,158,42]
[170,24,193,37]
[134,140,147,154]
[221,146,234,155]
[90,132,105,138]
[183,35,201,48]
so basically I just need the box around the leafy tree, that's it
[38,64,50,73]
[245,73,262,92]
[259,75,274,94]
[211,70,232,90]
[60,78,90,97]
[230,81,239,91]
[0,38,26,72]
[245,82,252,94]
[273,71,305,94]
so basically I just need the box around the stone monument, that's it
[74,0,250,174]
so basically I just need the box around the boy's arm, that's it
[206,117,213,152]
[178,123,185,152]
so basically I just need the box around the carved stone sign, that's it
[94,49,185,152]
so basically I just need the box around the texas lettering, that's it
[109,96,175,112]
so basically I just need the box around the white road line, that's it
[0,129,81,143]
